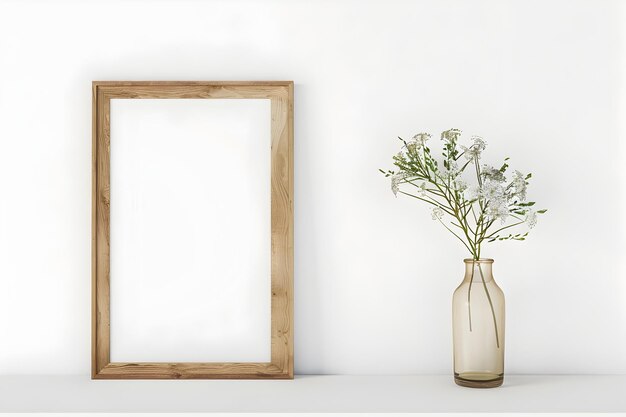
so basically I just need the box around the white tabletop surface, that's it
[0,374,624,413]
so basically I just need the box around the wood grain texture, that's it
[93,86,111,377]
[91,83,97,377]
[92,82,294,379]
[95,363,289,380]
[269,84,294,376]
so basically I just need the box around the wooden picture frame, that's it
[92,81,294,379]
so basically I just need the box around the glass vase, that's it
[452,258,505,388]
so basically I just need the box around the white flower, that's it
[416,182,427,197]
[470,181,510,223]
[468,181,505,202]
[391,172,415,196]
[441,129,462,143]
[526,210,538,229]
[510,170,527,201]
[454,179,468,192]
[481,181,506,201]
[431,206,444,220]
[485,200,510,223]
[467,169,515,223]
[439,161,459,180]
[391,174,401,197]
[461,147,477,160]
[412,133,431,149]
[481,165,506,183]
[467,185,481,201]
[461,136,487,160]
[470,136,487,151]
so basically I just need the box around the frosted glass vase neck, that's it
[463,258,494,283]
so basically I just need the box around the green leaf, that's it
[537,209,548,214]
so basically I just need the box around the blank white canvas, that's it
[109,98,271,363]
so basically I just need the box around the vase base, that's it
[454,372,503,388]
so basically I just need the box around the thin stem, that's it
[403,178,446,197]
[461,206,477,236]
[458,157,473,173]
[473,158,484,257]
[470,204,479,223]
[450,221,464,230]
[437,218,474,254]
[477,218,494,247]
[475,157,483,187]
[397,191,455,217]
[422,147,430,176]
[467,260,475,332]
[439,183,477,257]
[484,220,526,240]
[477,263,500,349]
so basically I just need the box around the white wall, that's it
[0,0,625,375]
